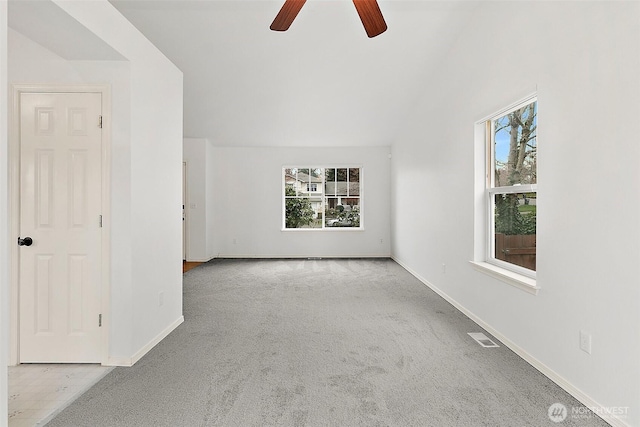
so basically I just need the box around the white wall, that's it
[52,0,184,364]
[7,29,134,360]
[1,1,9,425]
[7,0,184,366]
[183,138,216,262]
[391,2,640,426]
[7,27,135,363]
[213,146,391,258]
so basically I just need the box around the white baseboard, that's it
[392,256,629,427]
[131,316,184,366]
[105,316,184,367]
[215,254,391,259]
[104,357,132,367]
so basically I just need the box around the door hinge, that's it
[98,314,102,327]
[99,115,103,128]
[99,215,103,228]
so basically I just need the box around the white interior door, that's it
[19,92,103,363]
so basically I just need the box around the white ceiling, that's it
[12,0,479,147]
[9,0,125,61]
[110,0,479,147]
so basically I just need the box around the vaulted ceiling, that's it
[12,0,479,147]
[112,0,481,147]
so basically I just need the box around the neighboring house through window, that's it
[283,167,362,229]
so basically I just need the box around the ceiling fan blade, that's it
[352,0,387,38]
[270,0,307,32]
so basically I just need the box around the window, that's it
[283,167,361,229]
[487,98,537,276]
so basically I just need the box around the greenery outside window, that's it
[283,167,361,229]
[487,98,537,276]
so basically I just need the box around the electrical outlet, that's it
[380,239,383,244]
[442,263,446,274]
[159,291,164,307]
[579,330,591,354]
[233,238,237,244]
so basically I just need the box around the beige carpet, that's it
[46,258,609,426]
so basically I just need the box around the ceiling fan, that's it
[270,0,387,38]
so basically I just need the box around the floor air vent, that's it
[468,332,499,348]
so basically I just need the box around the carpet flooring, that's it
[46,258,609,426]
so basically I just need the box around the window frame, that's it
[487,186,537,278]
[282,166,363,231]
[483,95,538,281]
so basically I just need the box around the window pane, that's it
[493,193,536,271]
[348,168,360,196]
[310,168,322,180]
[325,168,336,181]
[325,198,360,228]
[325,168,336,195]
[493,101,537,187]
[311,168,322,193]
[285,196,322,229]
[298,168,310,182]
[284,169,299,196]
[336,168,348,196]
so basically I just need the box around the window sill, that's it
[469,261,539,295]
[281,228,364,232]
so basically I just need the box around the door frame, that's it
[182,161,189,261]
[9,84,111,365]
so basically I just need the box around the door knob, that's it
[18,237,33,247]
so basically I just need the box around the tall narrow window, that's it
[488,98,537,274]
[283,167,362,229]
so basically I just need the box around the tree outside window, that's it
[489,98,537,273]
[283,167,361,229]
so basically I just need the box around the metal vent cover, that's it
[468,332,499,348]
